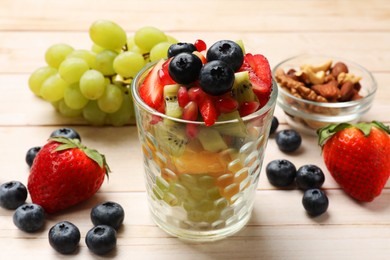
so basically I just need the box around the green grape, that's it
[91,43,105,53]
[45,43,74,68]
[58,99,83,117]
[64,83,89,110]
[107,93,134,126]
[126,36,148,55]
[113,51,145,78]
[93,49,117,76]
[28,66,57,96]
[79,69,106,100]
[134,26,167,52]
[40,74,68,102]
[58,57,89,84]
[82,101,107,125]
[97,84,123,113]
[67,49,96,68]
[166,35,179,44]
[149,42,171,62]
[89,20,127,51]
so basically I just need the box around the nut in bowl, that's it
[272,54,377,135]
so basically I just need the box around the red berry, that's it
[177,86,190,108]
[194,39,207,52]
[215,96,239,113]
[186,124,199,139]
[158,58,175,86]
[238,101,260,117]
[182,101,198,121]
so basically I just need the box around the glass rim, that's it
[132,60,278,125]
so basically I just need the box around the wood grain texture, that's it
[0,0,389,259]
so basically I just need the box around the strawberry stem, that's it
[317,121,390,147]
[50,137,111,175]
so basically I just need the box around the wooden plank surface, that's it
[0,0,389,259]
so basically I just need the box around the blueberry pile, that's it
[0,127,125,255]
[48,201,124,255]
[168,40,244,96]
[265,160,328,217]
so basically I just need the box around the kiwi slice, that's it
[164,84,183,118]
[155,123,188,156]
[197,128,228,153]
[215,111,248,138]
[231,71,258,103]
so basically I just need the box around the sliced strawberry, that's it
[158,58,176,86]
[188,86,218,126]
[178,86,190,108]
[239,53,272,106]
[238,101,260,117]
[139,59,165,112]
[199,97,218,126]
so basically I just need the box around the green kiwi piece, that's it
[155,123,188,156]
[197,128,228,153]
[231,71,258,103]
[215,111,248,138]
[164,84,183,118]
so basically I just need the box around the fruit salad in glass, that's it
[132,39,277,241]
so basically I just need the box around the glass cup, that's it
[132,61,278,241]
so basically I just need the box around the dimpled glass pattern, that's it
[132,63,277,241]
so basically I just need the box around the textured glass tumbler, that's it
[132,62,278,241]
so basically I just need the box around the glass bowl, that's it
[272,54,377,135]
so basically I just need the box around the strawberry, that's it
[318,121,390,202]
[28,137,109,213]
[239,53,272,106]
[139,59,165,112]
[188,86,218,126]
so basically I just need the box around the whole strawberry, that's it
[28,137,109,213]
[318,121,390,202]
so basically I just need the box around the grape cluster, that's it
[28,20,178,126]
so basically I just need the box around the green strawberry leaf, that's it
[317,121,390,147]
[50,137,111,176]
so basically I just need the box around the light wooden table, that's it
[0,0,389,259]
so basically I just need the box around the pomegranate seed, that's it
[188,86,205,104]
[177,86,190,108]
[182,101,198,121]
[216,96,239,113]
[238,101,260,117]
[186,124,199,139]
[194,39,207,52]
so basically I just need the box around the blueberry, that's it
[86,225,117,255]
[199,60,234,96]
[206,40,244,71]
[167,42,197,58]
[50,127,81,141]
[275,129,302,153]
[91,201,125,230]
[48,221,80,254]
[26,146,41,168]
[269,116,279,135]
[168,52,202,84]
[266,159,297,187]
[0,181,28,210]
[296,164,325,190]
[302,189,329,216]
[13,203,45,232]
